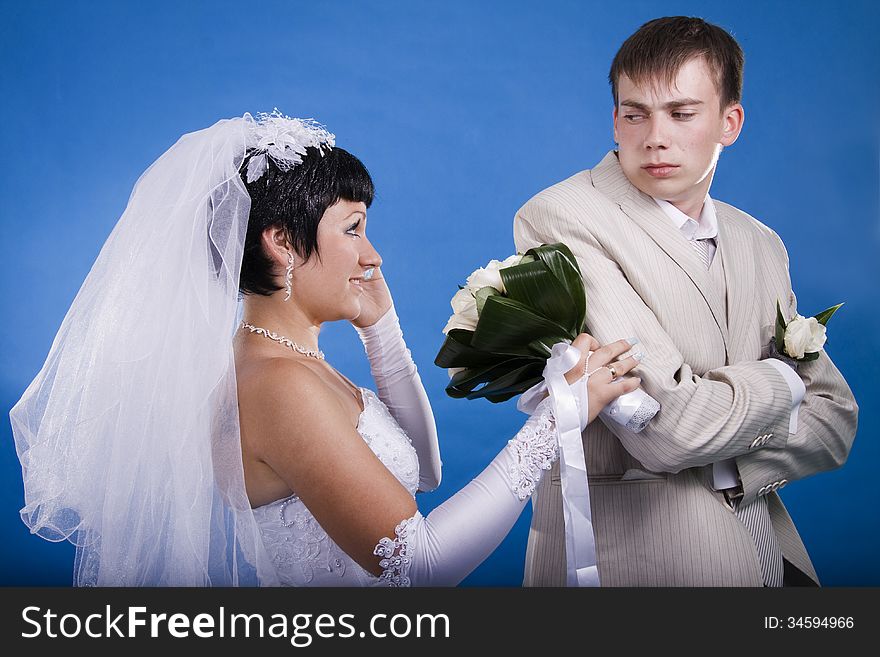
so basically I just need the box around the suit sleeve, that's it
[513,196,854,478]
[733,233,858,504]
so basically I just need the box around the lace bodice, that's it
[251,388,420,586]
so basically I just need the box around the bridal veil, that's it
[10,112,332,585]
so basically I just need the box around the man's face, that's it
[613,57,743,216]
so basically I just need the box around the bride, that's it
[11,111,642,586]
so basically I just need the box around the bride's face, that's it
[292,199,380,322]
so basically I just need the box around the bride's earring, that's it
[284,251,294,302]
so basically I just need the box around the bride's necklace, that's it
[239,321,325,360]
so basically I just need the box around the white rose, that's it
[499,253,524,269]
[783,315,827,359]
[442,288,479,334]
[466,260,505,293]
[464,254,523,294]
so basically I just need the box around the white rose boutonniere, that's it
[783,315,827,359]
[774,300,844,364]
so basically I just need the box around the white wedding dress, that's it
[248,313,652,588]
[252,388,420,586]
[246,306,569,587]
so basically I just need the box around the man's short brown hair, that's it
[609,16,744,110]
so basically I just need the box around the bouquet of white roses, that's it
[436,243,659,588]
[435,242,659,432]
[436,244,586,402]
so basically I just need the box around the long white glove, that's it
[371,396,571,586]
[355,306,442,492]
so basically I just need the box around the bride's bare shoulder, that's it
[237,356,355,468]
[237,355,335,413]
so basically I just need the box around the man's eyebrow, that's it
[620,100,650,111]
[619,98,704,111]
[664,98,703,109]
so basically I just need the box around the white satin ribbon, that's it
[518,342,600,587]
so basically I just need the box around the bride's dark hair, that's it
[238,146,375,296]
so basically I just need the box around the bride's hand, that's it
[351,267,394,328]
[565,334,643,425]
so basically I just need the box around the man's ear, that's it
[720,103,745,147]
[612,106,620,144]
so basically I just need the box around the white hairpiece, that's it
[245,108,336,183]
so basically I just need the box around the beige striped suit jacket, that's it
[513,151,859,586]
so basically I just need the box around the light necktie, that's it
[689,235,715,269]
[690,235,785,587]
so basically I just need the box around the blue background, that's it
[1,0,877,586]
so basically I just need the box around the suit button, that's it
[750,438,759,449]
[779,479,788,488]
[758,485,767,495]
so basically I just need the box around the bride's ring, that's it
[363,268,375,281]
[586,362,614,379]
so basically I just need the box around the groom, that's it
[513,16,858,586]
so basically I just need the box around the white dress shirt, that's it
[652,196,805,491]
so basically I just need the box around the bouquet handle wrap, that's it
[599,387,660,433]
[519,342,600,587]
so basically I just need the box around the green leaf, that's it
[434,329,506,368]
[447,360,546,403]
[526,337,555,358]
[813,302,844,327]
[445,358,543,400]
[500,260,579,335]
[448,357,538,388]
[529,243,587,332]
[775,299,787,352]
[471,295,571,354]
[479,371,546,403]
[775,299,787,329]
[800,351,821,362]
[474,286,501,315]
[483,385,540,404]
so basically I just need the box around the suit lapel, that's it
[591,152,731,353]
[716,204,758,364]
